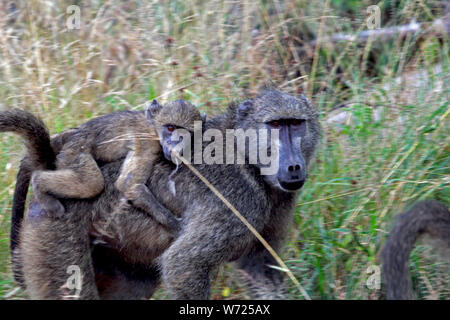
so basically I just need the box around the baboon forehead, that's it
[252,90,318,121]
[157,100,202,130]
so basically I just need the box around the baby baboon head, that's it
[146,99,205,163]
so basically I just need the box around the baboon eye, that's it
[166,125,176,132]
[268,120,280,127]
[292,119,305,126]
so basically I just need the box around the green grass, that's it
[0,0,449,299]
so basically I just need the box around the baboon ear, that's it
[145,99,161,122]
[201,112,207,122]
[238,100,253,118]
[259,81,277,92]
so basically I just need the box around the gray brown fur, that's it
[11,88,320,299]
[382,200,450,299]
[2,101,202,236]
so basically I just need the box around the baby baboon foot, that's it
[165,215,182,236]
[40,196,65,217]
[115,173,134,195]
[123,184,182,236]
[128,195,182,234]
[122,190,138,203]
[118,197,132,211]
[31,173,64,217]
[122,184,148,205]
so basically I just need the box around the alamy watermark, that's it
[66,5,81,30]
[366,5,381,30]
[366,265,381,290]
[168,121,280,176]
[62,265,82,299]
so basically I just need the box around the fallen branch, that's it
[310,17,449,46]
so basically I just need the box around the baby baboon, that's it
[0,100,204,234]
[12,88,321,299]
[382,200,450,299]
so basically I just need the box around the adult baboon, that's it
[11,88,320,299]
[382,200,450,299]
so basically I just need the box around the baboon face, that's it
[159,124,183,161]
[146,99,204,162]
[236,89,319,192]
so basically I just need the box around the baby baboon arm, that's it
[31,152,105,216]
[116,146,181,234]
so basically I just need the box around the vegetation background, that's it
[0,0,448,299]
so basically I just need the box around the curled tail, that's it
[0,109,55,169]
[382,200,450,299]
[0,109,56,284]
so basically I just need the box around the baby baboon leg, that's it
[32,152,105,216]
[21,201,99,299]
[115,144,158,191]
[116,150,181,234]
[115,150,146,193]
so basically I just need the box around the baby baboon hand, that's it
[117,197,133,215]
[122,183,182,236]
[130,196,180,230]
[166,215,182,236]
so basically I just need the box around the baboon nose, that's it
[279,162,306,191]
[286,163,303,179]
[288,164,301,172]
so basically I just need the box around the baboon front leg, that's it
[161,239,212,299]
[236,243,287,300]
[116,151,181,234]
[31,152,104,216]
[20,201,99,299]
[161,217,252,299]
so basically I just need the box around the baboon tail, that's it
[382,200,450,299]
[10,158,32,287]
[0,109,55,168]
[0,109,56,285]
